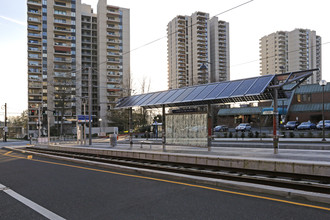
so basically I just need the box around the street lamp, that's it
[199,63,208,84]
[319,79,327,141]
[99,118,102,133]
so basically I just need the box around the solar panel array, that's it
[116,75,275,109]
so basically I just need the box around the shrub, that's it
[234,132,238,139]
[289,132,295,138]
[223,132,228,138]
[248,131,254,138]
[281,132,286,138]
[261,133,266,138]
[255,131,259,138]
[229,132,233,138]
[298,133,305,138]
[306,131,313,138]
[240,132,245,139]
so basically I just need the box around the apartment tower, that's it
[167,12,229,90]
[27,0,130,136]
[260,29,321,84]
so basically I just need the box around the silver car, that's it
[235,123,251,132]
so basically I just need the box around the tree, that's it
[8,110,28,138]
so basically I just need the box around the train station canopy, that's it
[115,69,318,109]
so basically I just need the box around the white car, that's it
[235,123,251,132]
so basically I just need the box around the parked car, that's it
[235,123,251,132]
[316,120,330,130]
[297,121,316,130]
[284,121,300,130]
[213,125,228,132]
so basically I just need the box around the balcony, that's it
[28,25,40,31]
[54,2,71,9]
[107,9,120,16]
[28,54,41,60]
[28,32,41,38]
[107,17,120,23]
[28,76,42,81]
[28,17,41,23]
[27,0,41,5]
[28,82,42,88]
[27,10,40,15]
[54,27,71,33]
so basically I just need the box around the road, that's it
[1,144,330,219]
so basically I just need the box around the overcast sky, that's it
[0,0,329,116]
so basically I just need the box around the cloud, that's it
[0,15,25,26]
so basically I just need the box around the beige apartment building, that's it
[27,0,130,136]
[260,29,321,84]
[167,12,229,90]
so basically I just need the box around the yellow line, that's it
[3,152,330,211]
[3,151,13,156]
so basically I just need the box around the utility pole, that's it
[38,104,41,138]
[4,103,7,142]
[88,67,92,145]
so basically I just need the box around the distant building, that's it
[167,12,229,90]
[217,83,330,127]
[260,29,321,84]
[27,0,130,136]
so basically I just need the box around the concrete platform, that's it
[44,142,330,177]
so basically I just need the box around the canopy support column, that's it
[129,107,133,149]
[162,105,166,151]
[273,88,279,154]
[207,103,212,151]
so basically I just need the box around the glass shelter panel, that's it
[166,113,207,147]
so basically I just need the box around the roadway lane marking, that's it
[3,151,12,155]
[4,152,330,211]
[0,183,65,220]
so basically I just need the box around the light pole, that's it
[99,118,102,133]
[319,79,327,141]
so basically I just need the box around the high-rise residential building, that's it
[260,28,321,84]
[27,0,130,137]
[167,12,229,90]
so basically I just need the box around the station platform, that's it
[39,139,330,177]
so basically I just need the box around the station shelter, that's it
[115,69,318,152]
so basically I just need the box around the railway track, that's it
[25,147,330,194]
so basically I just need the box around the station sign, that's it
[78,115,92,123]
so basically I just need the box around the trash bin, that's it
[110,133,117,147]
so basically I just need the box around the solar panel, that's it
[140,92,161,107]
[217,80,242,98]
[193,84,218,101]
[120,95,141,107]
[231,78,258,97]
[204,82,230,100]
[154,89,178,105]
[246,75,274,95]
[182,85,207,102]
[173,87,197,103]
[146,91,168,106]
[115,74,277,108]
[116,96,130,108]
[163,88,187,104]
[135,93,153,106]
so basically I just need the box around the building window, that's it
[296,94,311,103]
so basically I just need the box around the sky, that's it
[0,0,329,117]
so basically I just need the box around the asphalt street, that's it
[0,147,330,219]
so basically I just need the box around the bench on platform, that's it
[139,140,154,149]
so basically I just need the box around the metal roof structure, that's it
[116,75,276,109]
[115,69,319,109]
